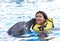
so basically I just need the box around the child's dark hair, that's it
[36,11,48,20]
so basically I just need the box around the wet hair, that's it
[36,11,48,20]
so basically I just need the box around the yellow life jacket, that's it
[33,18,54,33]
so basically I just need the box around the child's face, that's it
[36,13,45,25]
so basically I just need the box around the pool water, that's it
[0,0,60,41]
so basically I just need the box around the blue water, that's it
[0,0,60,41]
